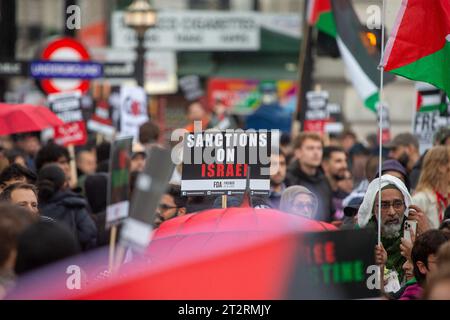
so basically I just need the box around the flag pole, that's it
[377,0,388,247]
[292,0,313,138]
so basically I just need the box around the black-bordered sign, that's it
[181,130,274,196]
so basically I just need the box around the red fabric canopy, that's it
[0,104,64,135]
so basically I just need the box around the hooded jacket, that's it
[280,185,319,219]
[39,190,97,251]
[286,161,334,222]
[357,174,411,280]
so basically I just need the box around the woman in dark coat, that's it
[37,164,97,250]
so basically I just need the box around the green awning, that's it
[177,52,215,77]
[260,28,300,54]
[212,53,299,80]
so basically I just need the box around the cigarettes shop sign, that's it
[112,11,259,51]
[181,130,276,196]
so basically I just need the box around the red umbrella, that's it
[7,208,337,300]
[67,208,337,300]
[0,104,64,135]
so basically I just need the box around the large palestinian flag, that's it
[308,0,394,112]
[384,0,450,97]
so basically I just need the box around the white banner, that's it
[119,86,149,141]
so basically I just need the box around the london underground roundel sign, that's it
[39,37,92,94]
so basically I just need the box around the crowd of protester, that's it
[1,101,450,299]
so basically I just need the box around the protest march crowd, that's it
[1,98,450,300]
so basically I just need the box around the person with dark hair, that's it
[154,184,187,228]
[13,133,41,172]
[339,129,357,153]
[439,218,450,237]
[386,133,421,190]
[0,183,39,216]
[185,196,214,214]
[322,146,349,223]
[35,142,71,186]
[84,173,109,247]
[286,133,334,222]
[0,204,35,298]
[269,152,287,209]
[400,230,450,300]
[342,155,380,217]
[76,149,97,177]
[0,164,37,193]
[348,142,371,185]
[375,159,410,191]
[37,164,97,251]
[4,149,27,168]
[139,120,160,147]
[279,133,294,165]
[14,220,80,275]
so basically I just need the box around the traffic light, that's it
[361,27,383,54]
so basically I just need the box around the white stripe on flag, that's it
[337,37,379,104]
[421,94,442,107]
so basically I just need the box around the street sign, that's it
[39,37,92,94]
[0,61,27,77]
[30,61,102,79]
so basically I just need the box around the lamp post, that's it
[124,0,157,87]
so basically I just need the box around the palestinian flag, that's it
[309,0,394,112]
[416,82,447,113]
[307,0,336,37]
[384,0,450,98]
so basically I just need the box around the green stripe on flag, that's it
[316,12,337,38]
[419,103,447,113]
[112,169,129,188]
[390,41,450,98]
[364,92,379,112]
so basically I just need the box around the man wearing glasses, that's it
[154,184,187,228]
[357,174,429,282]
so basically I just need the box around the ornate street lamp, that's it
[124,0,157,87]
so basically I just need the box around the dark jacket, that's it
[285,161,334,222]
[39,190,97,250]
